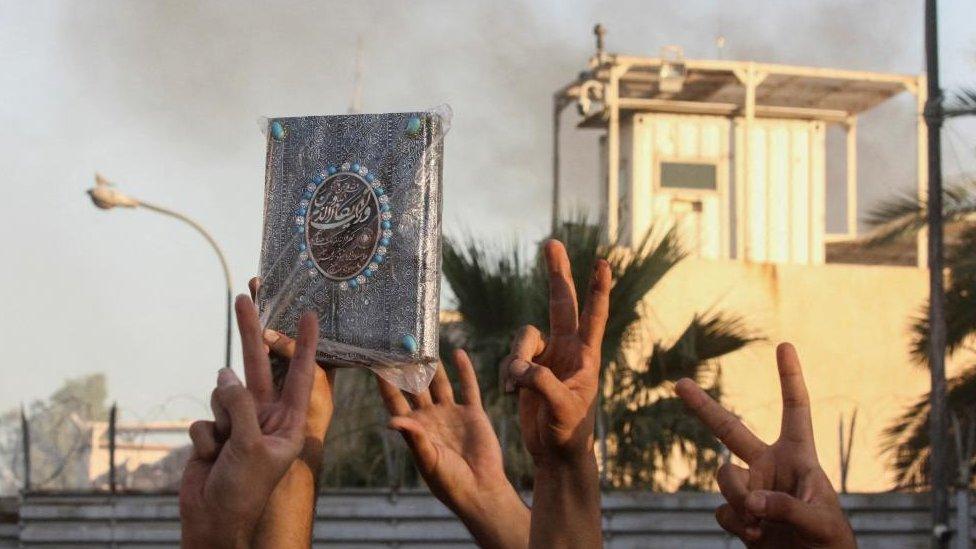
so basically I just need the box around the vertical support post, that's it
[923,1,948,546]
[552,96,563,233]
[845,116,859,238]
[109,402,118,494]
[917,75,929,268]
[606,68,622,243]
[734,64,765,261]
[20,404,30,492]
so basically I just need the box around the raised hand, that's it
[503,239,611,462]
[247,277,336,548]
[502,239,611,549]
[377,350,529,549]
[675,343,856,549]
[179,295,318,549]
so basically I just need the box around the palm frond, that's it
[945,87,976,118]
[604,226,686,367]
[861,182,976,246]
[882,364,976,488]
[442,236,533,339]
[638,312,763,387]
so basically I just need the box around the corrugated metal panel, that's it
[735,117,826,264]
[10,491,969,548]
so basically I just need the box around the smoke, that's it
[0,0,969,420]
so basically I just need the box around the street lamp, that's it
[87,173,234,370]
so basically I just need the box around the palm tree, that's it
[864,174,976,488]
[442,220,760,489]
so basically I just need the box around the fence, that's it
[1,490,971,548]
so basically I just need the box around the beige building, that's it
[553,30,949,492]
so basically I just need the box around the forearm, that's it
[251,439,324,548]
[529,451,602,549]
[455,485,531,549]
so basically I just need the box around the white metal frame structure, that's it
[553,40,925,265]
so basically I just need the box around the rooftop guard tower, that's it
[552,26,926,265]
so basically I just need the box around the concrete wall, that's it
[12,491,966,548]
[644,257,965,492]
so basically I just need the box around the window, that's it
[659,162,717,191]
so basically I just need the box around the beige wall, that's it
[643,257,961,492]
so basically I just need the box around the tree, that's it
[864,176,976,488]
[0,374,109,494]
[442,220,759,489]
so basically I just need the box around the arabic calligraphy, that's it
[306,173,381,280]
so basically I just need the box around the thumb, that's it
[510,359,576,419]
[745,490,834,540]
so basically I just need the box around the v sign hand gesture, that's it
[676,343,856,549]
[502,239,611,549]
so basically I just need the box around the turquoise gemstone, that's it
[312,173,324,185]
[364,269,373,277]
[327,165,337,175]
[352,163,361,172]
[405,117,422,136]
[349,278,359,289]
[374,254,384,263]
[381,204,390,212]
[380,237,390,246]
[366,173,375,183]
[299,243,306,251]
[271,121,285,140]
[401,334,418,354]
[382,221,391,230]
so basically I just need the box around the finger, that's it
[375,375,411,416]
[776,343,814,444]
[675,378,766,463]
[235,294,273,403]
[188,420,220,461]
[578,259,611,348]
[544,239,579,337]
[510,325,547,360]
[717,463,755,520]
[280,311,318,415]
[503,325,546,392]
[212,381,261,446]
[389,416,438,474]
[263,328,298,359]
[429,363,454,404]
[715,504,762,544]
[510,359,576,419]
[409,388,435,409]
[248,277,261,301]
[210,368,242,440]
[453,349,482,408]
[745,490,833,540]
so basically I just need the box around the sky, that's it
[0,0,974,422]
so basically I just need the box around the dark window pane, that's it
[660,162,717,190]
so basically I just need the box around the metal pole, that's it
[139,202,234,371]
[108,402,118,494]
[924,1,949,546]
[552,96,562,233]
[20,404,30,492]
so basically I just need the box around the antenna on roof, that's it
[593,23,606,59]
[349,34,365,114]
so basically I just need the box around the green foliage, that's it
[864,178,976,487]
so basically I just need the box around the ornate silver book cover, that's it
[257,109,448,392]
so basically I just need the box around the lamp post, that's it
[87,173,233,371]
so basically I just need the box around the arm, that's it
[675,343,856,549]
[376,350,530,548]
[504,240,611,548]
[180,295,318,548]
[248,277,337,548]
